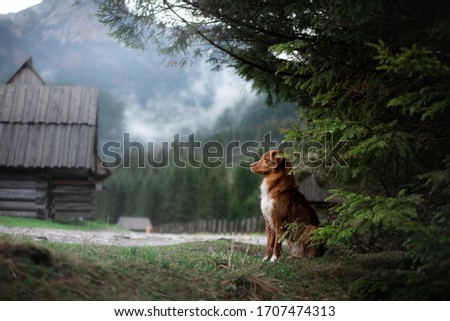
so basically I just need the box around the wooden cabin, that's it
[298,175,330,204]
[117,216,153,233]
[0,58,110,220]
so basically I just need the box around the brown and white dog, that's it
[250,150,320,262]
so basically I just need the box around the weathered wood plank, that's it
[0,200,45,210]
[86,128,96,169]
[0,210,38,217]
[11,83,26,122]
[25,85,40,122]
[52,203,95,209]
[51,179,95,186]
[34,125,47,167]
[53,194,95,202]
[52,186,94,194]
[6,124,19,166]
[46,86,62,123]
[24,125,39,167]
[58,86,71,123]
[56,123,69,167]
[52,182,95,191]
[68,86,82,124]
[87,88,98,126]
[41,124,55,167]
[0,189,44,200]
[78,87,88,124]
[0,85,5,115]
[36,86,50,123]
[0,124,11,165]
[0,85,15,122]
[76,126,92,168]
[2,125,14,165]
[51,125,64,167]
[53,203,96,211]
[0,179,38,189]
[53,210,95,220]
[0,123,3,149]
[81,87,96,125]
[68,125,79,167]
[13,124,29,166]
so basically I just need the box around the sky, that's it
[0,0,41,14]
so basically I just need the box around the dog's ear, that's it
[265,150,284,169]
[271,150,294,173]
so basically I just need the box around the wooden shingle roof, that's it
[0,68,109,176]
[0,85,98,125]
[0,84,99,172]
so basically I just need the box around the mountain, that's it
[0,0,259,144]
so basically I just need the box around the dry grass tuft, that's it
[0,239,55,267]
[222,271,282,300]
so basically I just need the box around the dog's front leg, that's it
[271,226,283,263]
[263,224,276,261]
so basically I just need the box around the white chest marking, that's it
[260,178,274,229]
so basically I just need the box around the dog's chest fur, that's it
[260,178,275,229]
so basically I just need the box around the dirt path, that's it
[0,226,266,247]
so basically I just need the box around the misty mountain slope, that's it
[0,0,263,145]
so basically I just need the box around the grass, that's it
[0,216,118,231]
[0,233,415,300]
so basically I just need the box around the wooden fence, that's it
[153,217,266,234]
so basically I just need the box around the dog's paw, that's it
[263,255,278,263]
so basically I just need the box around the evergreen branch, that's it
[163,2,287,77]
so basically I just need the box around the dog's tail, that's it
[315,241,327,257]
[307,225,327,258]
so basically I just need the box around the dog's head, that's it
[250,150,291,175]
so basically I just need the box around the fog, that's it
[0,0,260,145]
[123,65,258,143]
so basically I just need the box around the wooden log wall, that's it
[153,217,266,234]
[51,182,96,220]
[0,172,47,218]
[0,172,98,220]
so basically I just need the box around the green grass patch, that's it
[0,235,416,300]
[0,216,118,231]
